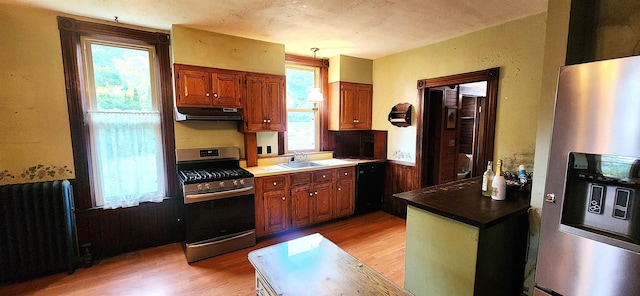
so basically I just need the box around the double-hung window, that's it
[81,38,165,209]
[59,17,175,211]
[285,64,321,152]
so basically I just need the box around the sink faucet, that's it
[293,151,307,162]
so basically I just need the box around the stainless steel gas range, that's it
[176,146,255,263]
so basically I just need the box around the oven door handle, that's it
[185,186,254,204]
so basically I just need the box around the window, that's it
[58,17,176,210]
[285,65,320,151]
[82,39,165,208]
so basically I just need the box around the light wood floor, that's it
[1,211,406,296]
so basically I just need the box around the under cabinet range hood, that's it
[175,107,243,121]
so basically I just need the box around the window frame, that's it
[285,64,321,152]
[284,53,329,153]
[58,17,177,210]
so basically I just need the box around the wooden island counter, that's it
[394,177,530,296]
[248,233,412,295]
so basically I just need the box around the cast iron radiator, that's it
[0,180,78,283]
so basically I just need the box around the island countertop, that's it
[393,177,530,229]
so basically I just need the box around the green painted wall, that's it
[328,55,373,84]
[372,13,547,173]
[405,205,479,295]
[172,25,285,75]
[0,4,75,184]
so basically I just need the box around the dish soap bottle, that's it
[491,159,506,201]
[481,161,494,197]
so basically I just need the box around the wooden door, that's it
[244,74,266,132]
[335,178,354,218]
[263,189,288,235]
[211,71,242,108]
[263,75,286,132]
[339,83,357,129]
[313,182,334,223]
[354,84,372,129]
[291,185,313,228]
[176,69,211,107]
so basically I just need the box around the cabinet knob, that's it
[338,188,341,191]
[205,92,210,97]
[273,182,277,186]
[263,119,268,123]
[315,191,318,195]
[267,119,271,123]
[322,175,326,178]
[282,197,285,200]
[344,172,348,176]
[213,93,218,98]
[309,192,313,196]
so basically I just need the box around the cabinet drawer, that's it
[336,167,354,180]
[313,169,335,183]
[261,176,286,191]
[290,172,312,186]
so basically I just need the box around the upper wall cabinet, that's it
[241,73,286,132]
[174,64,243,109]
[328,82,372,130]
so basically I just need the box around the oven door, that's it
[184,193,256,262]
[185,193,255,244]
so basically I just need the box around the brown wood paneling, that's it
[244,133,258,167]
[383,161,420,218]
[75,198,182,259]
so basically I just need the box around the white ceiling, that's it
[6,0,548,59]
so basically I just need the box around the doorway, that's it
[416,68,499,188]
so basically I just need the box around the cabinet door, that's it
[263,189,288,235]
[244,74,267,132]
[354,84,372,129]
[291,184,313,228]
[339,83,357,130]
[176,69,212,107]
[211,71,242,108]
[313,182,334,223]
[335,178,355,218]
[263,75,286,132]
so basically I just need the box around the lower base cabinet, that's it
[255,166,355,238]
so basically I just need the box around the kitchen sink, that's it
[279,161,324,169]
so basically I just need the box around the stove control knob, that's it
[197,184,203,191]
[239,179,245,185]
[205,183,211,189]
[219,181,225,188]
[233,180,239,186]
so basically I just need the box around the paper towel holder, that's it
[388,103,412,127]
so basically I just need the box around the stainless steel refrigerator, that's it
[535,55,640,295]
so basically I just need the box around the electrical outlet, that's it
[257,146,263,154]
[266,146,272,154]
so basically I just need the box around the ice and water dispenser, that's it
[560,152,640,252]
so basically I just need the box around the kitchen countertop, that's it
[245,158,387,177]
[393,177,530,229]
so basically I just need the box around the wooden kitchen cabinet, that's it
[174,64,243,109]
[256,166,355,238]
[290,170,334,228]
[334,167,355,218]
[328,82,373,130]
[242,73,286,132]
[255,175,289,237]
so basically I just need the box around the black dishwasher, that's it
[354,162,386,215]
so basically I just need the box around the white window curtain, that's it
[88,111,165,209]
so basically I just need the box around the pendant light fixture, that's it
[307,47,323,112]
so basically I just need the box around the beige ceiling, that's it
[7,0,548,59]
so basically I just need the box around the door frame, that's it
[415,68,500,188]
